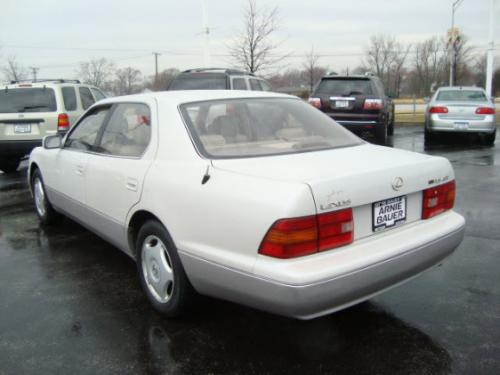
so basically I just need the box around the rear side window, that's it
[65,107,110,151]
[232,78,247,90]
[315,79,373,96]
[62,87,77,111]
[0,88,57,113]
[249,79,263,91]
[436,90,487,102]
[79,87,95,110]
[169,76,227,90]
[98,103,151,157]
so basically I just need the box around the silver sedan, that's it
[425,87,496,145]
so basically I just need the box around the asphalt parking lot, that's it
[0,125,499,375]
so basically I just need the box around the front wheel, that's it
[31,169,60,225]
[136,220,196,317]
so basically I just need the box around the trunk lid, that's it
[212,144,454,239]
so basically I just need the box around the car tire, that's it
[387,116,394,136]
[136,220,196,317]
[31,169,61,225]
[375,124,387,145]
[0,159,19,174]
[484,131,496,146]
[424,128,433,145]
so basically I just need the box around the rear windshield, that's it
[180,98,362,158]
[316,79,373,96]
[0,88,57,113]
[436,90,487,102]
[169,75,227,90]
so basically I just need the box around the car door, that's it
[84,100,156,254]
[50,105,112,218]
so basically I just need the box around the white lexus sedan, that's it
[28,91,465,319]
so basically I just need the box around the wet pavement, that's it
[0,125,499,375]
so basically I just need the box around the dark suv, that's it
[167,68,272,91]
[308,74,394,144]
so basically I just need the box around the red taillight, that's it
[57,113,70,132]
[363,99,383,110]
[259,208,353,259]
[429,106,449,114]
[422,181,456,219]
[475,107,495,115]
[308,97,322,109]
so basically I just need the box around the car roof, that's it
[321,74,374,80]
[3,80,94,89]
[96,90,293,106]
[179,68,255,76]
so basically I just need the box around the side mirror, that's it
[43,134,62,149]
[423,97,430,104]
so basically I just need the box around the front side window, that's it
[98,103,151,157]
[79,87,95,109]
[65,106,110,151]
[180,98,362,158]
[62,87,77,111]
[436,90,487,102]
[0,88,57,113]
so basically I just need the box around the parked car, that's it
[28,90,465,319]
[308,73,395,145]
[0,79,106,173]
[167,68,272,91]
[425,86,496,145]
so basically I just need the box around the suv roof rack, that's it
[9,79,81,84]
[181,68,255,76]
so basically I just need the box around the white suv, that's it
[0,79,106,173]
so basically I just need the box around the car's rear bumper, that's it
[180,211,465,319]
[0,140,41,158]
[428,114,496,133]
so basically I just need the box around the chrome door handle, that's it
[126,178,138,192]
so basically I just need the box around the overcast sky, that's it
[0,0,498,80]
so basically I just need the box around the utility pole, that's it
[201,0,211,67]
[449,0,465,86]
[485,0,496,97]
[30,67,39,82]
[153,52,161,87]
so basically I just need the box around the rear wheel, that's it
[387,115,394,136]
[31,169,61,225]
[136,220,196,317]
[0,159,19,173]
[484,131,496,146]
[375,124,387,145]
[424,128,433,145]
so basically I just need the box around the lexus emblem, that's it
[392,177,404,191]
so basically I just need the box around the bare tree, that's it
[228,0,280,73]
[364,35,411,96]
[412,37,447,95]
[302,46,326,93]
[3,56,28,82]
[114,67,142,95]
[450,34,475,86]
[144,68,180,91]
[77,58,115,90]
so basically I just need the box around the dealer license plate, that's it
[335,100,349,108]
[14,124,32,133]
[373,196,407,232]
[454,122,469,130]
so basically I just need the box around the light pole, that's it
[485,0,496,98]
[449,0,465,86]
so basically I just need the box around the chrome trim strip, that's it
[329,97,356,101]
[337,120,377,124]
